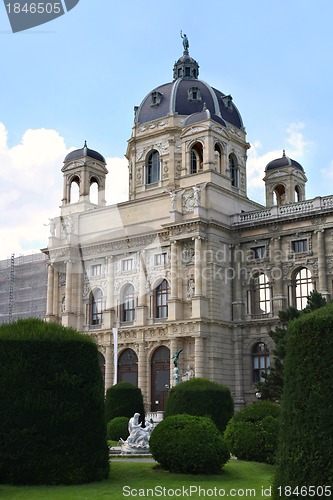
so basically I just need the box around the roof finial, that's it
[180,30,189,53]
[282,149,286,157]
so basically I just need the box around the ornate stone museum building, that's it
[43,40,333,411]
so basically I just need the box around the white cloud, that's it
[247,122,308,204]
[0,123,129,260]
[105,156,129,204]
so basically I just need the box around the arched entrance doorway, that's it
[151,346,170,412]
[118,348,138,386]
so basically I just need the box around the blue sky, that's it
[1,0,333,259]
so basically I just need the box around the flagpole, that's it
[112,327,118,385]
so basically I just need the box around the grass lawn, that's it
[0,460,274,499]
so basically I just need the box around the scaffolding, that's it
[0,253,48,324]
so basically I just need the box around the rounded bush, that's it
[105,382,145,424]
[224,401,280,464]
[273,304,333,497]
[0,318,109,485]
[107,416,129,441]
[150,414,230,474]
[164,378,234,433]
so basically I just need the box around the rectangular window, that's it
[154,253,167,266]
[122,259,133,271]
[91,264,102,276]
[292,239,308,253]
[251,246,266,259]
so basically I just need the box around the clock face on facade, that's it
[4,0,80,33]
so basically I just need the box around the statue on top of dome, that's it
[180,30,189,51]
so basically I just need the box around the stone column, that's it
[62,260,76,327]
[106,256,114,310]
[80,166,90,202]
[104,345,113,390]
[46,264,54,318]
[194,237,203,296]
[138,251,147,306]
[272,237,285,314]
[64,260,73,313]
[136,251,148,325]
[233,329,245,410]
[168,242,182,320]
[137,341,147,401]
[194,336,204,378]
[167,138,175,188]
[52,268,59,319]
[232,244,244,321]
[192,237,208,318]
[317,229,329,299]
[104,256,115,329]
[170,241,178,299]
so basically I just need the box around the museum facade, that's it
[43,41,333,411]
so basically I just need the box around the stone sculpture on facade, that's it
[172,349,183,386]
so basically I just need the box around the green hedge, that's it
[273,305,333,498]
[107,416,129,441]
[150,414,230,474]
[224,402,280,464]
[164,378,234,432]
[0,318,109,485]
[105,382,145,424]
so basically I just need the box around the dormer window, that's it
[151,91,163,106]
[221,94,233,112]
[188,87,202,102]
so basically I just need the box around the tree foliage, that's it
[105,382,145,424]
[224,401,280,464]
[0,318,109,485]
[150,414,230,474]
[272,303,333,498]
[164,377,234,433]
[258,291,326,401]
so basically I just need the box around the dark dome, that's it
[266,151,304,172]
[184,106,226,127]
[136,79,243,129]
[64,141,105,163]
[136,45,243,129]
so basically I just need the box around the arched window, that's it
[69,175,80,203]
[294,268,313,310]
[90,177,99,204]
[294,185,301,202]
[214,143,222,173]
[229,154,238,187]
[273,184,285,206]
[122,284,135,322]
[252,342,270,383]
[190,143,203,174]
[118,348,138,385]
[155,279,170,318]
[90,288,103,325]
[248,273,271,316]
[146,150,160,184]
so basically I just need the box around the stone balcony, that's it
[231,196,333,226]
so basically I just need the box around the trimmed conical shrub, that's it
[272,304,333,498]
[105,381,145,423]
[150,414,230,474]
[164,377,234,432]
[0,318,109,485]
